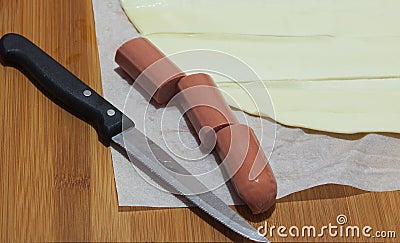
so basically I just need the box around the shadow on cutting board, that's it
[117,184,367,214]
[277,183,367,203]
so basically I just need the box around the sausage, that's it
[215,124,277,214]
[177,73,239,149]
[115,37,185,104]
[115,38,277,214]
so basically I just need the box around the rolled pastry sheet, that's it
[120,0,400,133]
[121,0,400,37]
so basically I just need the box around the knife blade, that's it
[0,33,269,242]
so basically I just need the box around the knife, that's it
[0,33,269,243]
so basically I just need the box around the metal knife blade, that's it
[112,128,269,242]
[0,33,269,242]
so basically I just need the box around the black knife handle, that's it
[0,33,134,144]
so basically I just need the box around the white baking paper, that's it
[92,0,400,207]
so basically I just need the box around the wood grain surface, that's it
[0,0,399,242]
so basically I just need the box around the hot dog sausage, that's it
[215,124,277,214]
[177,73,239,149]
[115,38,277,214]
[115,37,185,104]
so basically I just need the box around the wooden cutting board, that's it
[0,0,398,242]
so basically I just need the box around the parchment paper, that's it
[92,0,400,207]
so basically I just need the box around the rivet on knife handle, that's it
[0,33,134,144]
